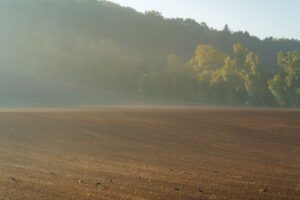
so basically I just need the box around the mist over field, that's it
[1,0,300,108]
[0,69,189,108]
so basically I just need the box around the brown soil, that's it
[0,108,299,200]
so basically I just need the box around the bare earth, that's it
[0,108,299,200]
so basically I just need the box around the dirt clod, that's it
[8,177,17,182]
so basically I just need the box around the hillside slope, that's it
[1,0,300,73]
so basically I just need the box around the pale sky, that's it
[110,0,300,40]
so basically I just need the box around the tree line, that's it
[158,43,300,107]
[0,0,299,107]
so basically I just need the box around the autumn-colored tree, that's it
[233,43,249,68]
[188,45,225,72]
[186,45,226,101]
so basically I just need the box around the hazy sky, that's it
[110,0,300,40]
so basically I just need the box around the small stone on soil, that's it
[259,188,268,192]
[8,177,17,182]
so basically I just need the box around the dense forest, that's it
[1,0,300,107]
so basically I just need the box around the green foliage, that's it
[268,52,300,107]
[268,74,287,106]
[220,56,247,104]
[296,88,300,95]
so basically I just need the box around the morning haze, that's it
[0,1,299,199]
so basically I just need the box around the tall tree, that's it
[186,45,225,101]
[269,51,300,107]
